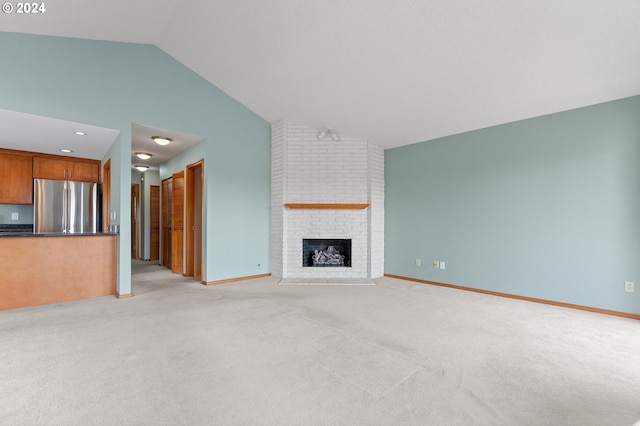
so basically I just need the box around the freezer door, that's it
[33,179,67,233]
[68,181,98,233]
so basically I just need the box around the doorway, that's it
[131,183,140,260]
[186,160,204,281]
[161,177,172,269]
[150,185,160,261]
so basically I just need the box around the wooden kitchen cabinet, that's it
[0,150,33,204]
[68,160,100,182]
[33,156,100,182]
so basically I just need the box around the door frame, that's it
[102,160,111,233]
[131,183,140,260]
[185,159,204,281]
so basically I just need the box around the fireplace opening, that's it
[302,239,352,267]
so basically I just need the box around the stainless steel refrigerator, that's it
[33,178,99,234]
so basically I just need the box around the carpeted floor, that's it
[1,260,639,425]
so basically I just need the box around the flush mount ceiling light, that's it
[134,152,152,160]
[135,165,149,172]
[60,149,73,153]
[317,127,340,142]
[74,131,86,136]
[152,136,172,146]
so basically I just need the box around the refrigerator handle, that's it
[63,181,68,233]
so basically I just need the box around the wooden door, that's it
[150,185,160,261]
[131,184,140,259]
[161,177,172,269]
[171,171,185,274]
[186,160,204,281]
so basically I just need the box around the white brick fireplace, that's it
[271,120,384,281]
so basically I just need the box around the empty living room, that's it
[1,1,639,425]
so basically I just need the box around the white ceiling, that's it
[131,123,204,172]
[0,109,120,159]
[1,0,640,149]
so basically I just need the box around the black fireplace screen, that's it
[302,239,352,267]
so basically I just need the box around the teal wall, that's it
[0,32,271,294]
[385,95,640,315]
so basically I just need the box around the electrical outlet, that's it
[625,281,635,293]
[433,260,439,269]
[415,258,421,267]
[11,213,19,221]
[439,261,446,270]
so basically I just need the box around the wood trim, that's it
[202,273,272,286]
[0,147,35,157]
[185,159,204,281]
[0,147,98,164]
[116,293,132,299]
[102,159,111,233]
[384,274,640,320]
[131,183,140,260]
[285,203,369,210]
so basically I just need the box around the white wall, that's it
[271,120,384,279]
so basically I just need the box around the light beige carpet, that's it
[1,260,639,425]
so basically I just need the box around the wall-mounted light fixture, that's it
[317,127,339,141]
[134,152,152,160]
[152,136,172,146]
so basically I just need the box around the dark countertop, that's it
[0,224,33,232]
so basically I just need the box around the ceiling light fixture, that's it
[60,149,73,153]
[74,131,86,136]
[135,152,152,160]
[317,127,339,142]
[152,136,172,146]
[135,165,149,172]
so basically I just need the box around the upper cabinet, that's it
[0,150,33,204]
[33,156,100,182]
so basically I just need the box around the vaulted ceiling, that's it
[2,0,640,149]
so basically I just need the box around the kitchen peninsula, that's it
[0,233,117,310]
[0,148,117,310]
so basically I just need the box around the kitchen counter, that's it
[0,232,118,237]
[0,234,117,310]
[0,224,33,233]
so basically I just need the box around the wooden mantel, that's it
[285,203,369,210]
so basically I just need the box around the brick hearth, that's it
[271,120,384,280]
